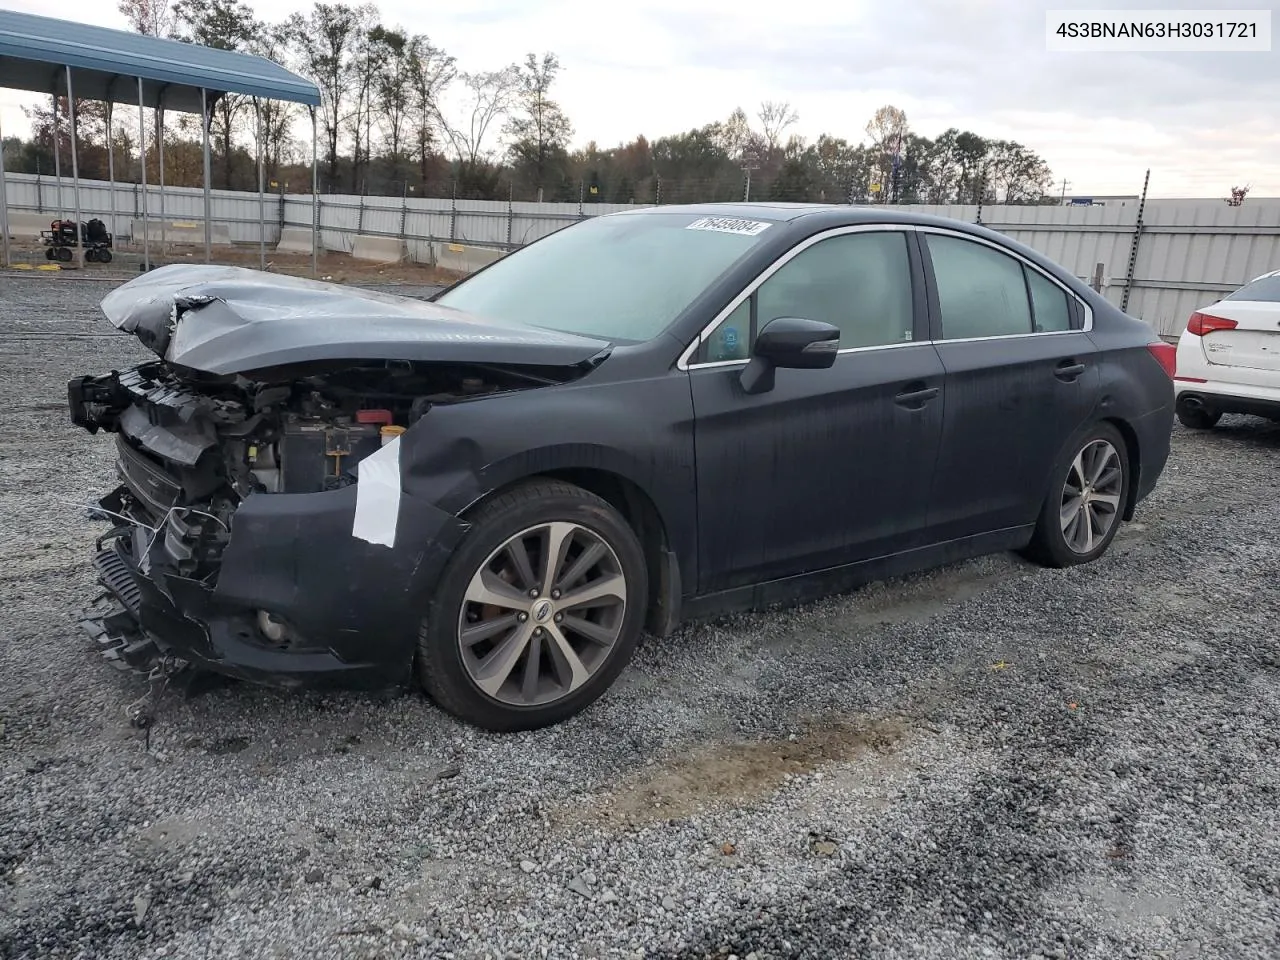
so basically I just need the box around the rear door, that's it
[687,226,945,596]
[919,229,1101,542]
[1198,273,1280,386]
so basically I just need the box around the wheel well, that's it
[472,468,680,637]
[1101,416,1141,521]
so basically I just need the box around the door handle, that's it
[1054,360,1086,382]
[894,385,939,408]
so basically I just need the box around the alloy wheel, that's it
[457,522,628,706]
[1059,439,1123,554]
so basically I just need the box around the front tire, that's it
[416,479,648,731]
[1023,422,1130,569]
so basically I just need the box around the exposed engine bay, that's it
[70,357,573,583]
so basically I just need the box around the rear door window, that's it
[926,234,1034,339]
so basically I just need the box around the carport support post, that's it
[137,77,151,271]
[106,102,116,242]
[65,66,84,268]
[254,97,265,271]
[0,107,10,268]
[52,94,62,219]
[309,105,318,277]
[200,88,212,264]
[158,107,166,256]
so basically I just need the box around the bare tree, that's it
[715,108,749,161]
[864,104,909,200]
[758,100,798,152]
[285,2,363,182]
[117,0,175,37]
[344,7,383,192]
[249,24,297,178]
[406,35,456,186]
[436,67,518,169]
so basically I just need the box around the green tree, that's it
[505,52,573,200]
[405,35,456,188]
[766,156,815,202]
[173,0,259,187]
[986,140,1053,203]
[372,27,413,181]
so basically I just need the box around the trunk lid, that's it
[100,264,612,375]
[1198,299,1280,384]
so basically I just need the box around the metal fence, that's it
[4,170,1278,338]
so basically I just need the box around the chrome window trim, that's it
[677,222,1093,371]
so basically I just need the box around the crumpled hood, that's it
[100,263,612,375]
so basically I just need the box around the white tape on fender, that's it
[352,436,402,548]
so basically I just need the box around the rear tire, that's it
[416,479,648,732]
[1176,406,1221,430]
[1022,422,1130,569]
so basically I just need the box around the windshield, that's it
[1225,273,1280,303]
[434,212,775,341]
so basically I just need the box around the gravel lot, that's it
[1,274,1278,960]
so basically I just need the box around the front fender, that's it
[395,375,698,591]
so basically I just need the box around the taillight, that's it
[1146,341,1176,379]
[1186,312,1238,336]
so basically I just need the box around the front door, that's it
[688,226,947,596]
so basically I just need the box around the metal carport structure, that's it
[0,9,321,273]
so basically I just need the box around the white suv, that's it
[1174,269,1280,429]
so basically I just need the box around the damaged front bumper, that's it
[84,480,468,690]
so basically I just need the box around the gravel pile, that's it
[1,274,1278,960]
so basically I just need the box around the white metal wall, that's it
[4,170,1278,337]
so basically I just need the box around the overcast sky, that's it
[0,0,1275,197]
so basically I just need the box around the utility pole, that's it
[1059,178,1071,204]
[743,166,757,202]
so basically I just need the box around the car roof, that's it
[607,201,997,233]
[618,202,844,222]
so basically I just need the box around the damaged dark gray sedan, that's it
[69,204,1175,730]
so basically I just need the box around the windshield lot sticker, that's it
[686,217,771,236]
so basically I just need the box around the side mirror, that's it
[740,317,840,395]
